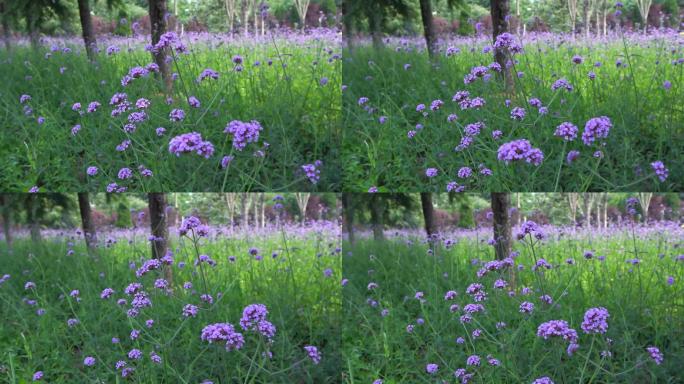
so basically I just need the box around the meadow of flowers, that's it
[342,221,684,383]
[0,29,341,192]
[0,218,341,383]
[342,31,683,192]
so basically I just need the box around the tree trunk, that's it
[491,193,511,260]
[370,194,385,241]
[77,0,96,60]
[26,195,41,242]
[1,0,10,51]
[369,8,383,50]
[225,0,235,34]
[77,192,97,252]
[149,0,173,92]
[252,194,259,227]
[148,193,168,258]
[1,194,11,250]
[418,0,436,57]
[240,193,249,227]
[638,193,653,222]
[491,0,514,90]
[582,194,594,227]
[242,0,249,35]
[295,193,310,223]
[342,193,355,244]
[342,0,353,52]
[420,193,436,237]
[27,11,39,49]
[259,194,265,228]
[583,0,590,37]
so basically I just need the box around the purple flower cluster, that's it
[224,120,263,151]
[304,345,322,364]
[554,122,578,141]
[516,220,546,240]
[582,116,612,145]
[537,319,578,343]
[497,139,544,166]
[581,307,610,334]
[168,132,215,158]
[200,323,245,351]
[650,161,668,182]
[302,160,322,184]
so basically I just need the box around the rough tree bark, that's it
[77,192,97,252]
[77,0,96,60]
[420,193,436,237]
[342,193,355,244]
[418,0,436,57]
[148,193,172,282]
[149,0,173,91]
[491,193,511,260]
[491,0,514,90]
[370,194,385,241]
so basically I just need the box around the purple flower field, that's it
[1,29,341,192]
[342,193,684,383]
[342,31,683,192]
[0,193,341,383]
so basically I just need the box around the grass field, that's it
[342,222,684,383]
[0,220,341,383]
[0,30,341,192]
[342,32,683,192]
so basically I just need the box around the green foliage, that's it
[114,201,132,228]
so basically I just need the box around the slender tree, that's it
[295,193,311,223]
[369,194,385,241]
[149,0,172,91]
[341,193,355,244]
[418,0,436,56]
[25,194,41,242]
[225,0,237,33]
[1,194,12,250]
[240,193,249,227]
[420,192,436,237]
[0,0,11,51]
[77,0,96,59]
[293,0,311,30]
[491,193,511,260]
[77,192,97,252]
[636,0,652,31]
